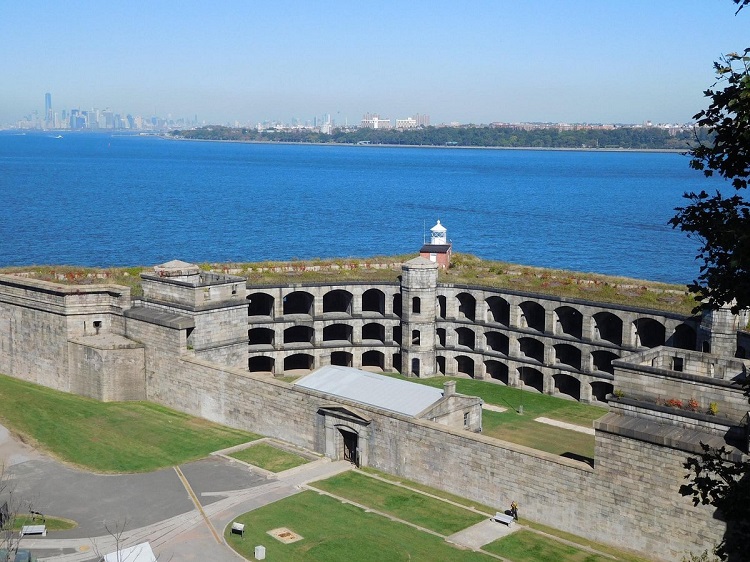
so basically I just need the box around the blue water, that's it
[0,131,723,284]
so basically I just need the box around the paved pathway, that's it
[1,423,351,562]
[534,417,595,435]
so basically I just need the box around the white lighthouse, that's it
[419,220,452,269]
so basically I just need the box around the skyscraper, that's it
[44,93,52,128]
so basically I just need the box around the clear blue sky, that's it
[0,0,747,126]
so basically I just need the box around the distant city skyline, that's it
[1,1,747,127]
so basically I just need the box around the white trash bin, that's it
[254,545,266,560]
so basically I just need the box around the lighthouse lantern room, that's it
[419,220,452,269]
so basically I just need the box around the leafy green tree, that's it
[673,4,750,561]
[670,44,750,311]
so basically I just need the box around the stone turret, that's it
[400,257,438,377]
[697,301,745,357]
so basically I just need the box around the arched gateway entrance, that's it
[319,406,371,467]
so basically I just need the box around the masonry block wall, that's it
[142,350,721,561]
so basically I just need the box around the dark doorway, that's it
[341,429,358,465]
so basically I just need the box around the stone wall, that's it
[68,336,146,401]
[143,352,721,561]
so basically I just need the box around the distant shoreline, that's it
[165,135,685,154]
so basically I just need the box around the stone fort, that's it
[0,223,748,561]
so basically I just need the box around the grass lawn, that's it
[359,467,499,513]
[484,530,614,562]
[225,490,494,562]
[385,375,606,460]
[12,514,77,532]
[0,374,259,472]
[229,442,310,472]
[308,471,485,535]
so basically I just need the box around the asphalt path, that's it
[0,424,351,561]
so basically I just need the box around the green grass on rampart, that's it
[0,374,259,472]
[0,252,695,314]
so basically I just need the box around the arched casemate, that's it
[592,312,623,345]
[554,306,583,339]
[486,296,510,325]
[519,301,546,332]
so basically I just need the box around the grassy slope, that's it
[0,374,259,472]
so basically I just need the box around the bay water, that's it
[0,131,720,284]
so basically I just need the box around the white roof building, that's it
[294,365,444,417]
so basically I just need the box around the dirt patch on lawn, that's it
[268,527,303,543]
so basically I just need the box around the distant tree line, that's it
[171,125,708,150]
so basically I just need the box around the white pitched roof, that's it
[294,366,443,417]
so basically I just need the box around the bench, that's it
[20,524,47,536]
[491,512,514,526]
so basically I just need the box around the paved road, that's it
[0,424,351,561]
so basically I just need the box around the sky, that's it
[0,0,748,126]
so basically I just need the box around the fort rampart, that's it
[0,260,746,561]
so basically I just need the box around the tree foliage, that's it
[670,4,750,313]
[673,4,750,562]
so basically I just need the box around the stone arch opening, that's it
[519,366,543,393]
[633,318,666,348]
[247,292,274,317]
[412,297,421,314]
[553,373,580,400]
[362,350,385,370]
[362,289,385,315]
[393,294,402,318]
[284,353,314,373]
[436,355,446,375]
[336,425,360,466]
[593,312,623,345]
[437,295,447,319]
[392,353,402,373]
[248,327,274,346]
[519,301,545,332]
[362,322,385,343]
[591,381,614,402]
[457,292,476,321]
[456,327,476,350]
[591,350,619,375]
[670,323,697,350]
[331,351,353,367]
[456,355,475,377]
[554,344,582,370]
[411,357,420,376]
[555,306,583,339]
[248,355,274,373]
[436,327,446,347]
[324,290,353,314]
[393,325,401,344]
[519,337,544,363]
[485,360,509,384]
[283,291,313,316]
[323,324,353,343]
[485,331,509,355]
[284,325,314,344]
[486,296,510,325]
